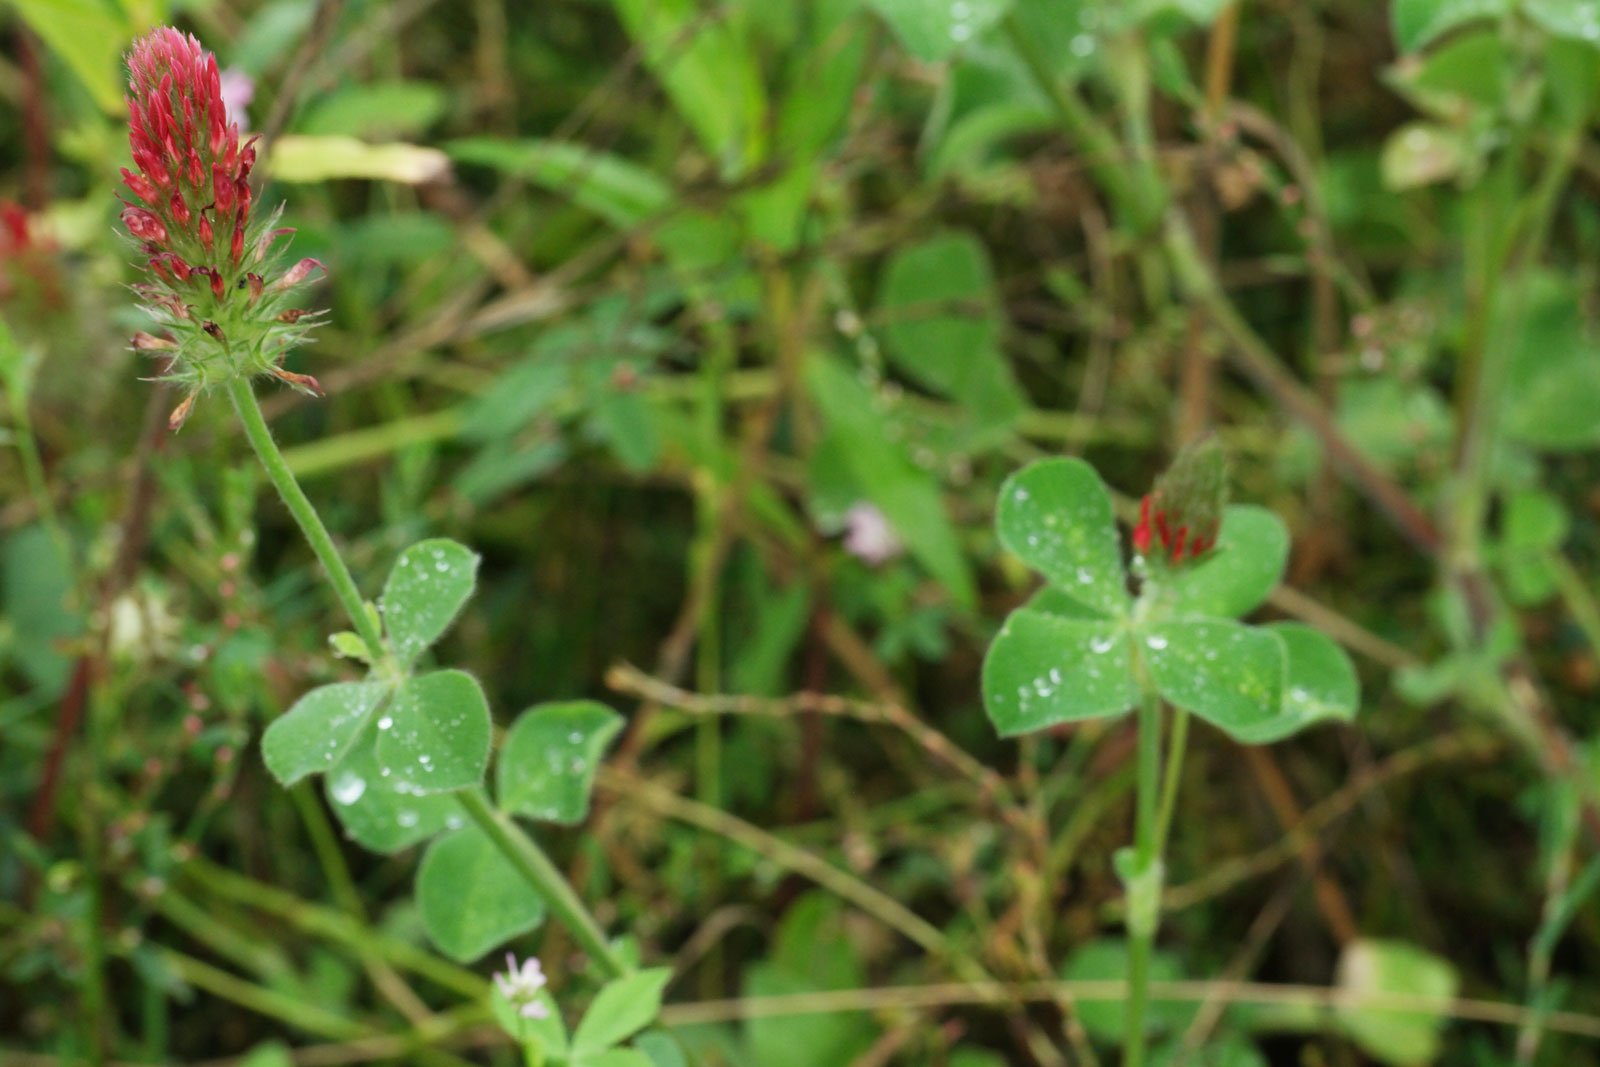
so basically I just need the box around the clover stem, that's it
[226,379,627,982]
[456,788,631,980]
[1124,685,1165,1067]
[224,377,386,663]
[1154,708,1190,856]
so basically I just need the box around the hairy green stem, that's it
[455,789,631,980]
[225,377,388,662]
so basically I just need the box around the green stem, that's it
[224,376,629,985]
[455,789,631,980]
[224,376,386,663]
[1124,686,1166,1067]
[1153,709,1190,856]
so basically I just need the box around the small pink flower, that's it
[843,502,902,566]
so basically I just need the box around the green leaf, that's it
[1503,356,1600,450]
[573,969,673,1055]
[325,730,462,854]
[2,523,82,693]
[806,356,977,610]
[1335,940,1459,1066]
[10,0,129,112]
[1062,939,1195,1044]
[299,81,449,139]
[1149,1033,1268,1067]
[380,539,481,668]
[868,0,1013,61]
[996,458,1129,616]
[268,136,451,184]
[983,611,1137,735]
[1524,0,1600,45]
[1391,0,1505,52]
[611,0,769,177]
[261,681,388,786]
[374,670,492,794]
[449,139,672,228]
[1142,620,1286,740]
[876,232,1024,419]
[1158,506,1288,619]
[490,987,567,1051]
[417,826,547,962]
[497,701,625,824]
[634,1031,689,1067]
[1225,624,1358,744]
[577,1052,655,1067]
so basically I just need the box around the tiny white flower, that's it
[494,953,550,1020]
[843,502,902,566]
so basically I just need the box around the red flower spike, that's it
[122,28,251,258]
[1132,439,1229,569]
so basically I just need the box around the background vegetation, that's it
[4,0,1600,1063]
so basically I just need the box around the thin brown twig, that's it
[604,662,1023,826]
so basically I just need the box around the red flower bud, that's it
[198,212,214,251]
[121,205,168,244]
[120,167,158,204]
[276,258,325,289]
[131,331,176,351]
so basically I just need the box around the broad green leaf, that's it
[380,539,481,668]
[10,0,128,112]
[876,232,1023,419]
[634,1031,689,1067]
[612,0,769,177]
[868,0,1012,61]
[299,81,449,139]
[1062,939,1195,1043]
[2,523,82,693]
[325,730,462,854]
[374,670,492,793]
[1503,356,1600,450]
[1149,1034,1268,1067]
[745,894,875,1067]
[269,136,450,184]
[261,681,387,786]
[1525,0,1600,44]
[1142,620,1286,740]
[996,458,1129,616]
[497,701,625,824]
[1335,940,1459,1066]
[1502,272,1600,451]
[1391,0,1505,52]
[982,611,1137,735]
[1498,489,1570,604]
[417,826,547,962]
[1158,506,1287,620]
[573,969,673,1055]
[578,1053,655,1067]
[449,139,672,228]
[1226,624,1358,744]
[806,357,977,609]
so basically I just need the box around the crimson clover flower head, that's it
[122,26,325,429]
[1132,437,1228,566]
